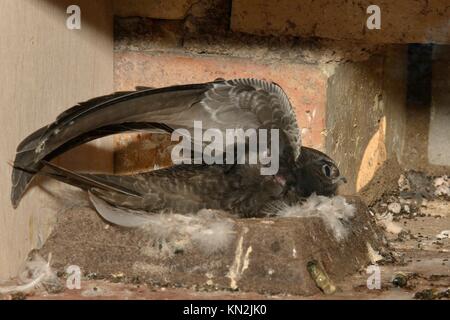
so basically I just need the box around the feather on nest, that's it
[89,192,355,253]
[0,253,62,295]
[90,192,237,255]
[267,194,356,241]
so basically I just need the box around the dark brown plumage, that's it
[11,78,345,218]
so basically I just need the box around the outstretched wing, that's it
[11,78,301,207]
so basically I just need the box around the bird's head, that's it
[292,146,346,197]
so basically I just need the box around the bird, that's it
[11,78,346,218]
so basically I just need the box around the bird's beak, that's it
[332,176,347,185]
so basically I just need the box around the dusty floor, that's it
[1,172,449,300]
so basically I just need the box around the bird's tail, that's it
[10,84,209,208]
[14,160,143,199]
[11,122,166,207]
[11,126,48,208]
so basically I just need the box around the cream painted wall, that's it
[0,0,113,278]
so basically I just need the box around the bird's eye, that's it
[322,164,331,177]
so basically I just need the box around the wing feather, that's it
[12,78,301,207]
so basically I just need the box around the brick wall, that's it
[231,0,449,44]
[114,0,450,44]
